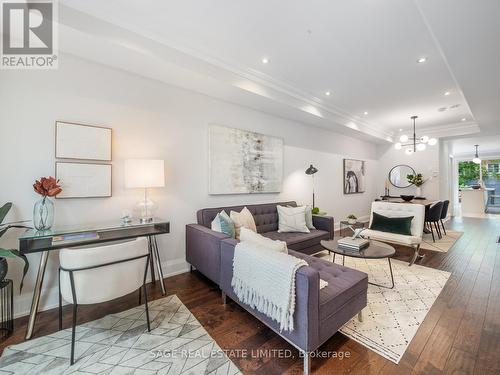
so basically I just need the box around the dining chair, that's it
[424,201,444,242]
[439,200,450,235]
[58,237,151,365]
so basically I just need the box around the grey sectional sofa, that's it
[186,201,334,284]
[185,202,368,374]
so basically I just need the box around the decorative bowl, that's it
[400,195,415,202]
[471,185,481,190]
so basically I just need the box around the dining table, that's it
[384,198,434,206]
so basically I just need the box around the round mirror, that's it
[389,165,416,188]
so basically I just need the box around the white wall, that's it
[376,143,440,200]
[0,54,379,317]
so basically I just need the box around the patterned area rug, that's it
[420,230,463,252]
[319,252,450,363]
[0,295,241,374]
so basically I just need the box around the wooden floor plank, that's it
[1,217,499,375]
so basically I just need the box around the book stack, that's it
[338,237,369,252]
[52,232,100,245]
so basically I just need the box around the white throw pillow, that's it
[240,227,288,254]
[230,207,257,239]
[304,205,315,230]
[277,205,310,233]
[287,204,315,230]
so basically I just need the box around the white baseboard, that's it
[13,257,190,319]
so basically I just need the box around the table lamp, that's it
[125,159,165,223]
[305,164,318,208]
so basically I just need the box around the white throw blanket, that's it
[232,241,308,332]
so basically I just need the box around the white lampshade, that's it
[125,159,165,188]
[400,135,409,143]
[394,142,402,150]
[417,143,427,151]
[420,135,429,143]
[472,157,481,164]
[405,148,414,155]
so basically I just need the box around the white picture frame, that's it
[55,121,112,161]
[55,162,112,198]
[208,124,283,194]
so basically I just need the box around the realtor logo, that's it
[1,0,58,69]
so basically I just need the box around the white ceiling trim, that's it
[414,121,480,138]
[57,4,394,142]
[414,0,476,125]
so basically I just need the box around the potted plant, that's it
[407,173,425,196]
[33,176,62,230]
[0,203,30,291]
[347,214,357,225]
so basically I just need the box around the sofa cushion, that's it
[197,201,297,233]
[277,205,310,233]
[362,228,421,245]
[230,207,257,238]
[240,227,287,254]
[262,229,330,251]
[289,251,368,322]
[370,212,413,235]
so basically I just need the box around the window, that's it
[487,163,499,173]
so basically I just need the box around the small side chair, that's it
[425,201,444,242]
[58,237,151,365]
[439,200,450,235]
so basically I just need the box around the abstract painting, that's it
[209,125,283,194]
[344,159,365,194]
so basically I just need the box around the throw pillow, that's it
[230,207,257,239]
[370,212,414,235]
[211,210,235,238]
[240,227,288,254]
[277,205,310,233]
[305,205,316,230]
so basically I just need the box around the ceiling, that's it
[57,0,499,143]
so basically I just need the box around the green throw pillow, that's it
[211,210,236,238]
[370,212,414,235]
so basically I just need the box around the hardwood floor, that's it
[1,217,499,374]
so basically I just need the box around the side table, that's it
[339,220,368,237]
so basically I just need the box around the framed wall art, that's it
[343,159,366,194]
[208,125,283,194]
[55,162,112,198]
[55,121,112,161]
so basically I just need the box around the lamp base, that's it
[139,217,154,224]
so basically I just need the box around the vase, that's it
[416,186,422,197]
[33,197,54,231]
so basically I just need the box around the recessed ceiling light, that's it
[417,57,427,63]
[444,91,451,96]
[399,128,403,132]
[325,91,331,96]
[363,111,368,115]
[461,117,466,121]
[261,57,269,64]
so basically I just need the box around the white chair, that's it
[58,237,150,365]
[361,202,425,266]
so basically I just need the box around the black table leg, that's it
[368,257,395,289]
[147,237,156,284]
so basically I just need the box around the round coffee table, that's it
[320,239,396,289]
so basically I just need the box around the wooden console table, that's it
[19,219,170,340]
